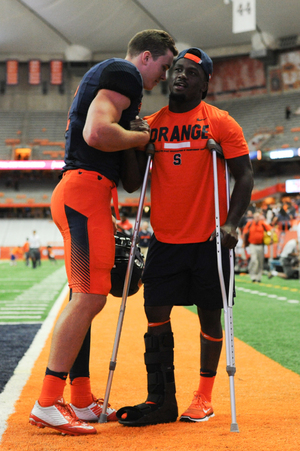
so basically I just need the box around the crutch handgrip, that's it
[145,142,155,157]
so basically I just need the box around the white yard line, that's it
[0,266,67,323]
[0,282,69,442]
[236,286,299,304]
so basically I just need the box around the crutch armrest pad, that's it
[206,139,224,158]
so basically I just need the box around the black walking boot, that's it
[116,331,178,426]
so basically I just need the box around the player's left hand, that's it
[130,116,150,133]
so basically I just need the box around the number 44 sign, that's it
[232,0,256,34]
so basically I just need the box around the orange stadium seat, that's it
[5,138,21,145]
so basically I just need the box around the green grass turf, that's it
[0,259,67,323]
[186,273,300,375]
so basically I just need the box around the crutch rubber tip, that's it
[98,412,108,423]
[230,423,239,433]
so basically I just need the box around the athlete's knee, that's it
[198,307,222,338]
[72,292,107,318]
[145,305,172,323]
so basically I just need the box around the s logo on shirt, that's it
[173,154,181,165]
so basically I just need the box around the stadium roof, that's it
[1,0,300,62]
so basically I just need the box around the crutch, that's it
[206,139,239,433]
[99,143,155,423]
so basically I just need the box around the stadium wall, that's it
[0,219,63,247]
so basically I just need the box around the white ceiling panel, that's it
[1,0,300,61]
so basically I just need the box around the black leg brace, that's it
[116,331,178,426]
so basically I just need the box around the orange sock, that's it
[70,377,93,408]
[38,375,66,407]
[197,376,216,403]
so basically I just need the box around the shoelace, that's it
[64,404,78,419]
[190,392,209,409]
[57,399,82,423]
[92,396,111,408]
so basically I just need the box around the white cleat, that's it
[29,398,97,435]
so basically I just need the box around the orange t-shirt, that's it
[144,101,249,244]
[243,220,271,244]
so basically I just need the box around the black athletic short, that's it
[142,235,233,310]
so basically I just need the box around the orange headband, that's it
[183,53,211,79]
[184,53,202,64]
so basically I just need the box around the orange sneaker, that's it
[179,392,214,422]
[70,395,117,422]
[29,398,97,435]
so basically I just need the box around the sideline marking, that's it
[0,283,69,442]
[236,286,299,304]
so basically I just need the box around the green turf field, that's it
[187,274,300,375]
[0,259,67,323]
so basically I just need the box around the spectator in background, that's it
[285,201,297,220]
[248,203,256,213]
[272,207,291,231]
[47,245,57,264]
[22,238,30,266]
[272,202,281,218]
[285,105,291,119]
[10,246,23,266]
[265,205,275,224]
[238,209,253,232]
[117,212,133,236]
[29,230,41,269]
[138,221,152,258]
[243,211,272,282]
[268,239,299,279]
[10,247,17,266]
[260,203,267,216]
